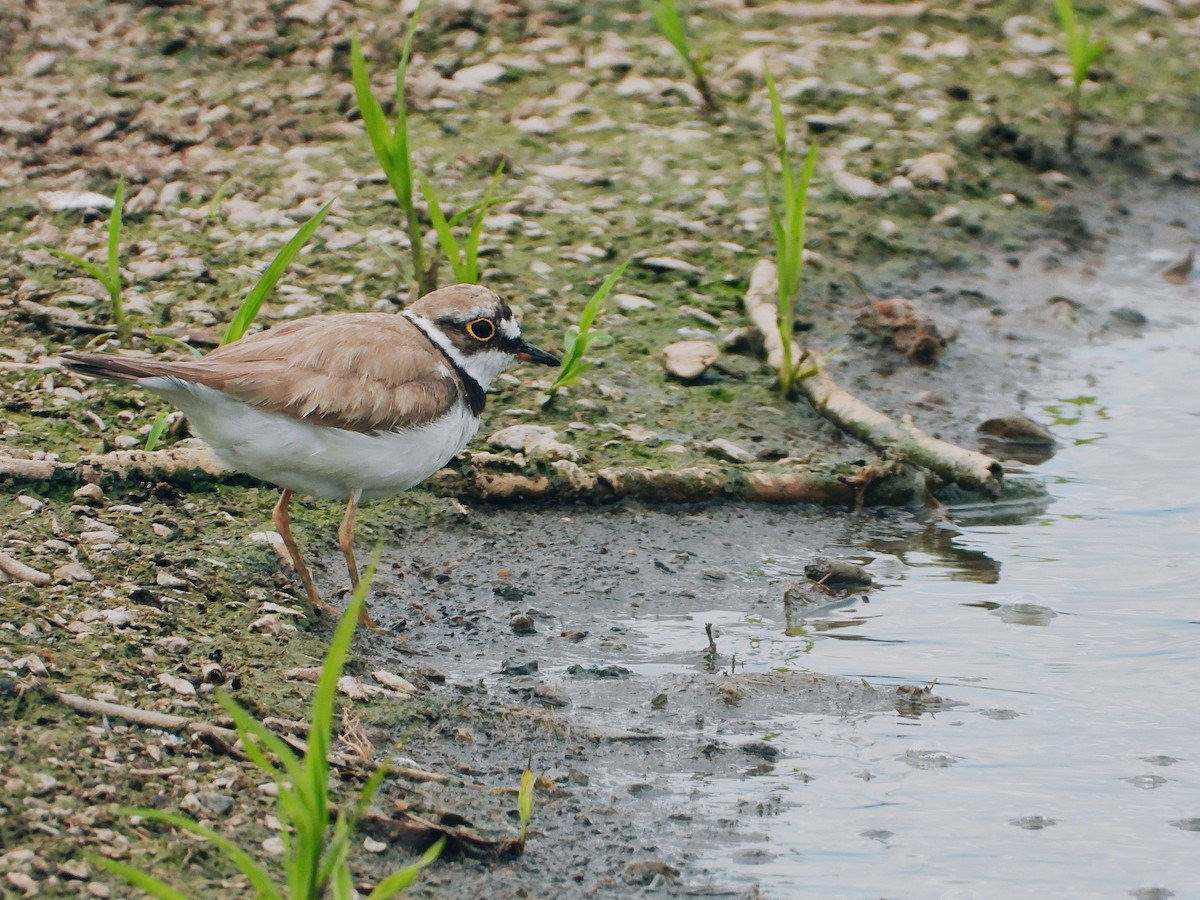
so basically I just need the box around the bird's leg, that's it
[338,488,362,589]
[338,489,376,627]
[273,488,338,617]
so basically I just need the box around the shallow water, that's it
[666,254,1200,897]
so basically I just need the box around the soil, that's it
[2,0,1198,897]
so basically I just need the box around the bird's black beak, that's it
[514,339,560,367]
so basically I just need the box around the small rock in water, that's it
[805,557,873,586]
[977,413,1056,446]
[1162,248,1193,284]
[488,424,557,452]
[1110,306,1148,325]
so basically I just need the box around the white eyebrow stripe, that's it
[499,318,520,339]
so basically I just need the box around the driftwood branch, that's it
[743,259,1003,498]
[797,352,1003,497]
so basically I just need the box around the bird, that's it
[61,283,560,623]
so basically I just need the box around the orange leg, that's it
[273,489,337,617]
[338,489,375,627]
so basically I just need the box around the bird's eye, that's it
[465,318,496,342]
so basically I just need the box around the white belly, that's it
[144,378,480,500]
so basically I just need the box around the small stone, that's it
[452,62,507,90]
[1111,307,1148,325]
[977,414,1056,446]
[158,672,196,697]
[902,151,957,188]
[16,495,43,513]
[639,256,703,276]
[502,658,539,676]
[662,340,719,380]
[37,190,114,212]
[615,293,656,312]
[832,170,889,200]
[371,670,419,696]
[155,571,188,589]
[623,860,680,886]
[73,485,105,507]
[510,615,536,635]
[23,51,59,77]
[488,424,557,452]
[363,837,387,854]
[699,439,753,464]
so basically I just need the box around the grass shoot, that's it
[547,261,630,398]
[517,765,535,845]
[1055,0,1109,152]
[351,1,431,294]
[95,553,445,898]
[764,67,819,397]
[420,162,514,284]
[48,176,128,341]
[644,0,720,114]
[221,200,333,346]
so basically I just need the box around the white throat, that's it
[405,312,517,390]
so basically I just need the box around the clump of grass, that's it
[420,162,514,284]
[48,177,128,341]
[1054,0,1109,153]
[764,68,819,397]
[351,2,432,294]
[644,0,720,114]
[95,554,445,898]
[547,261,630,398]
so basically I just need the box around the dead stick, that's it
[797,352,1003,497]
[0,552,52,586]
[56,692,240,743]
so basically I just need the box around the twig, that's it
[56,691,240,744]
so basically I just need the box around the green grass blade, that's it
[351,36,396,173]
[91,857,190,900]
[46,248,111,288]
[577,260,629,334]
[117,808,282,899]
[305,550,379,870]
[463,162,506,283]
[217,693,304,786]
[221,199,332,346]
[144,411,170,451]
[365,837,445,899]
[518,766,534,841]
[107,176,124,293]
[550,261,628,393]
[419,174,465,281]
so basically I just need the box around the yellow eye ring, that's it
[466,318,496,342]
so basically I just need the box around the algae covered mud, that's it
[2,0,1200,897]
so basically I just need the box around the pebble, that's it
[639,256,703,276]
[452,62,507,90]
[903,151,957,188]
[833,170,889,200]
[661,341,719,380]
[23,51,59,77]
[977,414,1056,445]
[699,439,753,464]
[488,424,557,452]
[53,562,94,583]
[615,293,656,311]
[73,484,105,504]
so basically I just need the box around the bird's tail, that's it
[60,352,186,383]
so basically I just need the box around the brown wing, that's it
[64,314,463,434]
